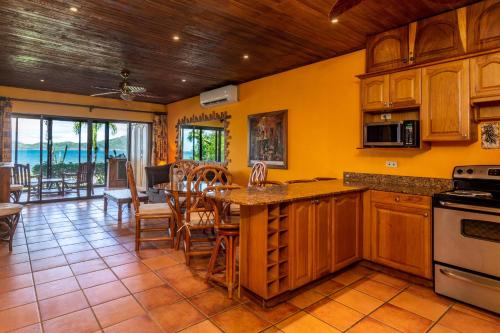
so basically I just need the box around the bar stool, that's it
[204,185,241,299]
[0,203,23,251]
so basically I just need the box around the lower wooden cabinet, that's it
[314,197,333,279]
[289,200,314,288]
[332,193,362,271]
[370,191,432,279]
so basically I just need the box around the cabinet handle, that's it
[424,213,429,217]
[402,57,407,64]
[394,197,400,202]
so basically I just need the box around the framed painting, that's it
[248,110,288,169]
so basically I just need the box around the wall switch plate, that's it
[381,113,392,120]
[386,160,398,168]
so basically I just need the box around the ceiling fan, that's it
[329,0,462,21]
[90,69,164,101]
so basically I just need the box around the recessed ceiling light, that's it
[243,54,249,60]
[181,79,186,82]
[331,18,339,23]
[40,79,45,82]
[172,35,180,41]
[70,6,78,13]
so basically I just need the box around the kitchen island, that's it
[212,180,367,305]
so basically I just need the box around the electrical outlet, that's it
[386,160,398,168]
[381,113,392,120]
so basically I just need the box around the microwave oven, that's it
[363,120,419,148]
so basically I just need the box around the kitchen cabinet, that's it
[389,69,421,108]
[370,191,432,279]
[313,197,333,279]
[361,75,389,110]
[413,10,465,64]
[366,26,409,73]
[421,60,472,141]
[332,193,362,271]
[470,52,500,102]
[361,69,421,110]
[467,0,500,52]
[289,200,314,288]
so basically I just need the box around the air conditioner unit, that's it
[200,85,238,108]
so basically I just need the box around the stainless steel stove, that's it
[433,165,500,314]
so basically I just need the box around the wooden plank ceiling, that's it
[0,0,478,104]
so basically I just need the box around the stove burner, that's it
[445,190,494,198]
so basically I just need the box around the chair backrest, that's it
[126,161,141,212]
[169,160,199,183]
[248,161,268,187]
[11,164,30,186]
[203,185,241,228]
[77,163,95,183]
[186,165,231,225]
[285,179,316,184]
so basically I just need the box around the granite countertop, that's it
[343,172,453,196]
[210,180,367,206]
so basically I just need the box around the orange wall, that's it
[166,50,499,184]
[0,86,165,122]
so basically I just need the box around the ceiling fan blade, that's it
[133,93,164,99]
[91,91,120,97]
[91,86,121,92]
[329,0,363,19]
[127,85,147,93]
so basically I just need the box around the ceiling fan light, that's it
[120,93,134,101]
[331,17,339,23]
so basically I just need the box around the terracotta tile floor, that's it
[1,199,499,333]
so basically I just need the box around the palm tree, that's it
[72,122,117,163]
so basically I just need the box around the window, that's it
[180,125,224,162]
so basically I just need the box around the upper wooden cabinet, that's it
[413,10,466,64]
[471,52,500,101]
[366,26,409,73]
[361,75,389,110]
[421,60,472,141]
[389,69,422,108]
[332,193,362,272]
[467,0,500,52]
[361,69,421,110]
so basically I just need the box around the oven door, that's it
[434,206,500,277]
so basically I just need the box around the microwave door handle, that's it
[439,268,500,291]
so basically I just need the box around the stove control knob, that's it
[467,168,474,174]
[456,169,464,175]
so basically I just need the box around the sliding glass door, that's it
[11,115,149,202]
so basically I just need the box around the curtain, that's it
[0,97,12,162]
[151,114,168,166]
[130,123,149,188]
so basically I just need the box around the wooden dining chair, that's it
[248,161,268,186]
[180,165,232,266]
[204,185,241,299]
[126,162,177,251]
[11,164,39,202]
[169,160,199,183]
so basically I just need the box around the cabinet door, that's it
[371,202,432,279]
[313,198,332,278]
[414,10,465,64]
[366,26,409,73]
[289,200,313,288]
[421,60,471,141]
[470,52,500,100]
[361,75,389,111]
[389,69,421,108]
[467,0,500,52]
[332,193,362,271]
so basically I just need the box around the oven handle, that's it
[439,268,500,291]
[439,201,500,215]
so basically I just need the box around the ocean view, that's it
[14,149,127,167]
